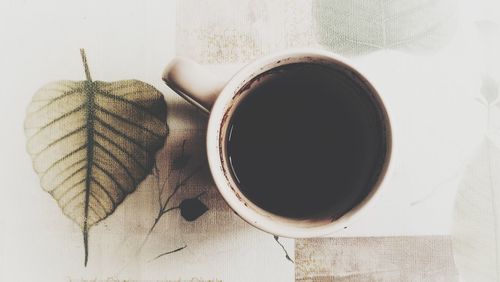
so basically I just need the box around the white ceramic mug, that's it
[162,48,392,238]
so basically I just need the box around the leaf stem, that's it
[485,140,500,279]
[83,227,89,266]
[81,48,96,267]
[80,49,92,82]
[487,104,492,134]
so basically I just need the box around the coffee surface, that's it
[226,63,387,219]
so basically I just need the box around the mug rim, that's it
[206,48,393,238]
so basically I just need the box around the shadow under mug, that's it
[162,48,392,238]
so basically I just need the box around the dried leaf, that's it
[23,50,168,266]
[313,0,458,55]
[452,137,500,281]
[179,197,208,221]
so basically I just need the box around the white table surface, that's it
[1,0,499,281]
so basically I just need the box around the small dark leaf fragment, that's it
[180,198,208,221]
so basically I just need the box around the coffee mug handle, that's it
[162,57,226,113]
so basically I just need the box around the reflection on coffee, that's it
[226,63,388,219]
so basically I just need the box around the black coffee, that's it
[226,63,388,219]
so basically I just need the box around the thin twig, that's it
[117,139,206,274]
[133,164,205,256]
[157,166,175,209]
[194,191,207,199]
[161,206,180,216]
[157,139,188,211]
[149,245,187,262]
[163,164,205,211]
[152,163,162,210]
[274,236,294,263]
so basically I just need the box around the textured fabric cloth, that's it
[296,236,459,282]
